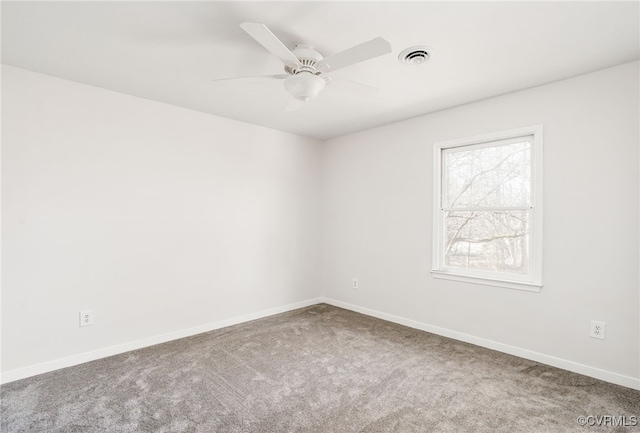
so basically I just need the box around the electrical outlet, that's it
[352,278,359,290]
[590,320,605,340]
[79,309,94,327]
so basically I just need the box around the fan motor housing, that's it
[285,44,324,74]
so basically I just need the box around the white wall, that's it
[320,61,640,387]
[3,62,639,389]
[1,66,321,376]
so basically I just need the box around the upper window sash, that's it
[442,135,533,211]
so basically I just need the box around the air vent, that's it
[399,46,431,65]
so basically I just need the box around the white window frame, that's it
[432,125,543,292]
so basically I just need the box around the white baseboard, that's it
[4,297,638,391]
[0,297,323,384]
[321,297,640,391]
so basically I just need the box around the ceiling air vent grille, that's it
[399,46,431,65]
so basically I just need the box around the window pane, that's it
[444,140,531,208]
[444,210,529,275]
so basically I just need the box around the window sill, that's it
[431,270,542,292]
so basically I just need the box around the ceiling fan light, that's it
[284,73,326,102]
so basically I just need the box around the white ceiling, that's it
[2,1,639,140]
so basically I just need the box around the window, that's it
[432,125,543,291]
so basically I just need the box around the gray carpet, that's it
[1,304,639,433]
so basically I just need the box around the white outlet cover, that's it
[80,309,94,327]
[590,320,605,340]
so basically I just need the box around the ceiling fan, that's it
[213,22,392,111]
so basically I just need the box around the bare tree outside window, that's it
[442,140,531,275]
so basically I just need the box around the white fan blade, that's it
[317,37,392,72]
[240,22,301,67]
[325,77,379,98]
[285,95,306,112]
[212,74,288,84]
